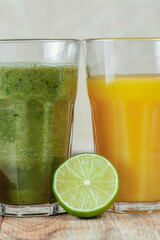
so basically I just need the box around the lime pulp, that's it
[53,153,119,218]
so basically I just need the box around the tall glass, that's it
[0,39,80,216]
[84,38,160,212]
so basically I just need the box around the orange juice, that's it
[87,75,160,202]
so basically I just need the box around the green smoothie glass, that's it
[0,39,80,216]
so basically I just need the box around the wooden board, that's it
[0,217,2,229]
[0,212,159,240]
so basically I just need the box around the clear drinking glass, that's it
[83,38,160,212]
[0,39,80,216]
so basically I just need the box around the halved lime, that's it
[53,153,119,218]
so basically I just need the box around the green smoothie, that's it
[0,63,78,205]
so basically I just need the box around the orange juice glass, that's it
[84,38,160,212]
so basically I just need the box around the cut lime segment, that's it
[53,153,119,218]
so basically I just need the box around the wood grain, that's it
[0,217,3,229]
[0,212,159,240]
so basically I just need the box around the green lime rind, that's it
[53,153,119,218]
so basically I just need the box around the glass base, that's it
[113,201,160,213]
[0,203,65,217]
[1,201,160,216]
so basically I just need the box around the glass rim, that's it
[83,37,160,42]
[0,38,80,43]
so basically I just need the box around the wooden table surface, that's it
[0,211,159,240]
